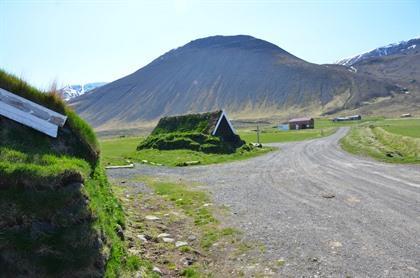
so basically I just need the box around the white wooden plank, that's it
[0,101,58,137]
[0,88,67,127]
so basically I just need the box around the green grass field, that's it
[374,118,420,138]
[101,136,273,167]
[101,117,420,166]
[236,116,386,144]
[340,118,420,163]
[238,127,337,144]
[314,116,385,129]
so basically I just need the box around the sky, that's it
[1,0,419,90]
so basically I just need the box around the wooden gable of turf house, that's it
[152,110,238,143]
[0,88,67,138]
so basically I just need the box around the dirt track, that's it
[108,127,420,277]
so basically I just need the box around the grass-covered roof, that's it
[151,110,223,135]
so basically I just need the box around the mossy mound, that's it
[0,70,129,277]
[137,132,245,154]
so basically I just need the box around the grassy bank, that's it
[0,70,138,277]
[341,125,420,163]
[101,136,273,167]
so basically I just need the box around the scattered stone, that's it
[145,215,160,221]
[137,234,148,242]
[329,240,343,248]
[152,266,162,275]
[322,192,335,199]
[175,241,188,248]
[105,164,134,169]
[188,235,197,241]
[162,237,175,243]
[157,233,171,238]
[202,203,211,207]
[181,257,196,266]
[141,160,148,164]
[185,160,200,166]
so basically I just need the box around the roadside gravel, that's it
[108,127,420,277]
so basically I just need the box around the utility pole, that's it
[256,124,260,144]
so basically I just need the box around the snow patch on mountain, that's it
[59,82,106,101]
[336,38,420,66]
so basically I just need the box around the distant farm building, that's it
[332,115,362,122]
[0,88,67,137]
[288,117,314,130]
[137,110,245,153]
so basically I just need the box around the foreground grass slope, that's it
[341,121,420,163]
[0,70,140,277]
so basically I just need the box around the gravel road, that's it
[108,127,420,277]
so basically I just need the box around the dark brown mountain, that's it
[71,35,401,130]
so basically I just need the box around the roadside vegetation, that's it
[0,70,142,277]
[111,176,274,277]
[341,118,420,163]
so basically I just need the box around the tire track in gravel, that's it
[108,127,420,277]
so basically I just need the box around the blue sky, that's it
[1,0,419,89]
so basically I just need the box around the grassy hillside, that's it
[0,70,143,277]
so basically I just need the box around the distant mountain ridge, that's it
[71,35,405,130]
[59,82,106,101]
[336,38,420,66]
[333,37,420,116]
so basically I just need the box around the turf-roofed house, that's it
[137,110,245,154]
